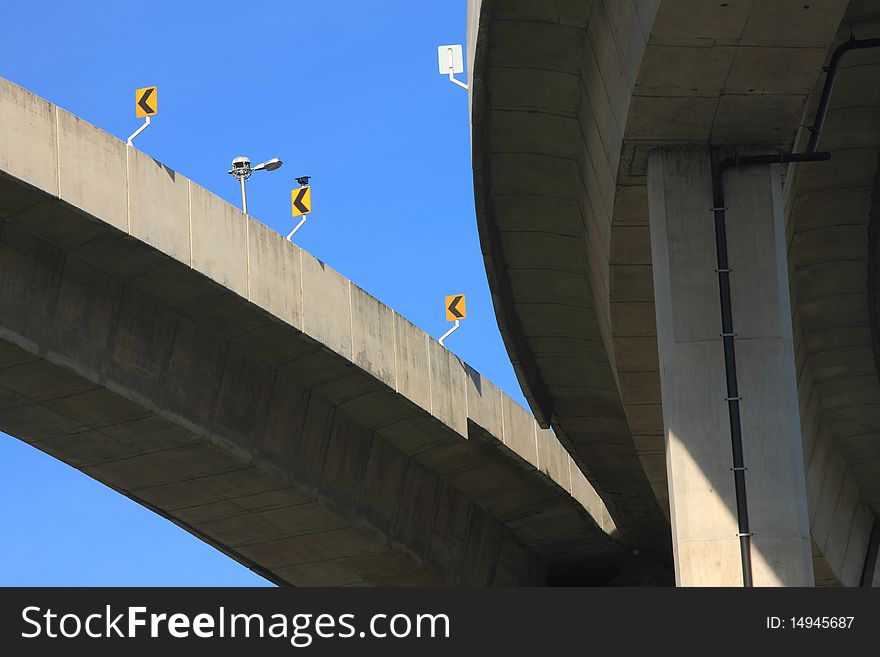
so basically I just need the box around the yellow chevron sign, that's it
[292,186,311,217]
[445,294,466,321]
[135,86,157,118]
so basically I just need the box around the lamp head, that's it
[253,157,283,172]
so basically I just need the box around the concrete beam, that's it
[0,75,645,585]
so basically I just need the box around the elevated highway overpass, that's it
[0,76,667,585]
[6,0,879,588]
[469,0,880,585]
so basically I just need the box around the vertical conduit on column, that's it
[700,32,880,587]
[709,150,753,588]
[709,151,830,588]
[704,35,880,587]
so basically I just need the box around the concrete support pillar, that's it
[647,147,813,586]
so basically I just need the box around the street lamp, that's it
[227,156,283,214]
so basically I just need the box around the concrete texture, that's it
[469,0,879,585]
[785,4,880,586]
[648,147,812,586]
[0,76,656,585]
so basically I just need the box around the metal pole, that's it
[438,320,460,347]
[448,71,469,90]
[447,47,468,90]
[286,216,308,242]
[240,176,248,214]
[126,116,151,146]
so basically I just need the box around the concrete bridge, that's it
[6,0,880,587]
[0,76,665,586]
[469,0,880,585]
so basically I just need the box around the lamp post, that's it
[227,156,283,214]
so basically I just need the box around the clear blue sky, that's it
[0,0,528,585]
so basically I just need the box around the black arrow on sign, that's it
[447,295,464,319]
[293,187,310,215]
[138,87,155,115]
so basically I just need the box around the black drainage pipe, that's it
[807,37,880,153]
[710,150,830,588]
[706,35,880,587]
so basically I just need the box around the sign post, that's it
[286,181,313,242]
[439,294,466,346]
[127,86,157,146]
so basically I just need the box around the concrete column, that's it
[647,147,813,586]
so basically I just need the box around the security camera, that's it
[228,156,252,180]
[231,156,250,170]
[296,176,311,186]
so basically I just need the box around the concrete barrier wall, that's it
[0,75,630,584]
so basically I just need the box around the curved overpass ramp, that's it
[469,0,880,584]
[0,77,657,585]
